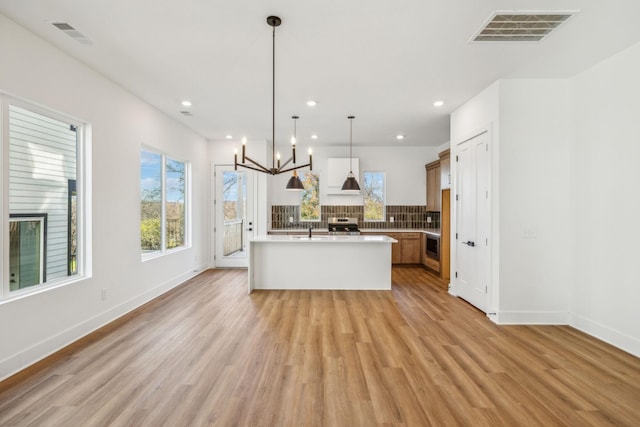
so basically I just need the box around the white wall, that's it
[571,41,640,356]
[451,42,640,356]
[0,14,209,380]
[451,79,574,324]
[498,79,573,323]
[268,145,440,208]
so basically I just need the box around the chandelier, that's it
[234,16,312,190]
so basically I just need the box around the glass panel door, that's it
[214,165,254,267]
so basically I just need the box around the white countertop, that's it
[251,235,397,243]
[268,228,441,236]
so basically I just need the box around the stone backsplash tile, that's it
[271,205,440,230]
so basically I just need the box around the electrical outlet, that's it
[101,288,107,301]
[427,216,432,223]
[288,216,294,223]
[390,216,394,223]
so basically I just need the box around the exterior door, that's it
[214,165,255,268]
[456,132,490,312]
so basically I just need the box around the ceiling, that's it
[1,0,640,148]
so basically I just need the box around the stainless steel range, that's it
[328,217,360,235]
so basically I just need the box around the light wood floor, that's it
[1,268,639,426]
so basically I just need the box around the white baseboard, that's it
[0,265,207,382]
[492,310,570,325]
[570,313,640,358]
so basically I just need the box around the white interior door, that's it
[214,165,255,268]
[456,133,490,312]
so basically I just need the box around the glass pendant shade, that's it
[286,170,305,191]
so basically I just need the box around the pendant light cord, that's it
[349,116,355,172]
[272,23,276,170]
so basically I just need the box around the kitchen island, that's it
[248,234,397,293]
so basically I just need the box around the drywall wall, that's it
[268,145,440,207]
[0,14,209,380]
[498,79,573,323]
[571,41,640,356]
[451,79,574,324]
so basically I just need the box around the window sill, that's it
[141,245,190,262]
[1,274,91,304]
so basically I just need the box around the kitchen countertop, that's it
[268,228,441,236]
[252,235,397,243]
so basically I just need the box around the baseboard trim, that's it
[493,310,570,325]
[570,313,640,358]
[0,264,207,383]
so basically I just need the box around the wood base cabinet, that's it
[378,232,421,264]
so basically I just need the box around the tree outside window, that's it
[364,172,385,221]
[300,172,320,221]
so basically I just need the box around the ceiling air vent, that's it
[472,11,576,42]
[51,22,93,45]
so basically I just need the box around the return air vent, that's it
[472,11,576,42]
[51,22,93,45]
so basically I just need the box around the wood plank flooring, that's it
[1,267,639,426]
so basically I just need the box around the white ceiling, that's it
[2,0,640,148]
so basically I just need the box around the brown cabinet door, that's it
[426,160,441,211]
[439,149,451,190]
[402,237,421,264]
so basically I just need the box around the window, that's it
[2,98,88,298]
[363,172,385,221]
[9,214,47,291]
[300,171,320,221]
[140,148,188,256]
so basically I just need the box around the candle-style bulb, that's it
[291,136,296,146]
[242,137,247,145]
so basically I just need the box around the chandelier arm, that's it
[236,163,274,174]
[242,156,273,173]
[279,156,294,170]
[278,162,312,174]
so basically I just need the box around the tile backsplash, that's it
[271,205,440,230]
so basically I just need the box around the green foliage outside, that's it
[300,172,320,221]
[364,172,385,221]
[141,199,161,251]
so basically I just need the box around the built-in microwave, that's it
[426,235,440,260]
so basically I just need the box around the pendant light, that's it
[233,16,312,188]
[341,116,360,192]
[286,116,305,191]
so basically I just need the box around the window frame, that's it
[140,146,191,261]
[1,93,91,301]
[363,171,386,222]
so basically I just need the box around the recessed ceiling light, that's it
[311,134,318,140]
[225,134,232,139]
[396,134,404,140]
[306,100,317,107]
[181,100,192,107]
[433,100,444,107]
